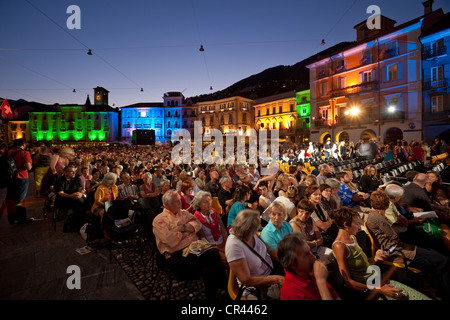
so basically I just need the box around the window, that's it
[272,107,276,114]
[266,108,269,115]
[432,39,445,56]
[387,63,398,81]
[279,106,282,113]
[385,41,398,57]
[243,113,247,122]
[431,95,444,112]
[320,82,328,96]
[360,70,373,83]
[290,104,294,112]
[337,77,346,89]
[335,59,344,72]
[257,110,261,117]
[431,65,444,83]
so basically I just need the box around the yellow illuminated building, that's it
[7,121,30,142]
[196,96,254,136]
[254,91,297,142]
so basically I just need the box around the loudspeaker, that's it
[133,130,155,145]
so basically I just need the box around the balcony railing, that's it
[383,47,398,59]
[423,78,448,90]
[314,110,406,128]
[329,81,378,98]
[423,45,447,59]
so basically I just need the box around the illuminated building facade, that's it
[120,92,185,143]
[296,89,311,143]
[254,91,297,142]
[306,7,444,145]
[196,96,254,136]
[420,11,450,144]
[28,87,119,144]
[7,121,29,142]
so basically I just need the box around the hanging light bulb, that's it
[199,45,205,52]
[210,86,213,90]
[87,49,93,55]
[321,39,326,46]
[73,89,76,93]
[140,88,144,92]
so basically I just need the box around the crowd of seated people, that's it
[24,138,450,301]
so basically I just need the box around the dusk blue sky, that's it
[1,0,449,107]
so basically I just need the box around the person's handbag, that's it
[235,239,282,300]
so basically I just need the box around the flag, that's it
[1,98,13,120]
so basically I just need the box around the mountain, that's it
[188,41,355,102]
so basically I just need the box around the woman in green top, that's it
[332,207,431,300]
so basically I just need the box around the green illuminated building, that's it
[28,87,119,144]
[295,89,311,143]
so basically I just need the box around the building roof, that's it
[420,11,450,38]
[254,91,296,105]
[353,15,397,29]
[163,91,184,97]
[120,102,164,109]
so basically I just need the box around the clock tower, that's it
[93,86,109,105]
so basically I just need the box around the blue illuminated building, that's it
[420,11,450,143]
[120,91,184,143]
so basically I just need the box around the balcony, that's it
[423,45,447,59]
[314,119,333,127]
[318,69,328,79]
[383,47,398,59]
[329,81,378,98]
[423,78,448,90]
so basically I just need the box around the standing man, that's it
[5,138,32,223]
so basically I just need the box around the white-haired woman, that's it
[192,191,228,267]
[91,172,119,220]
[140,172,159,198]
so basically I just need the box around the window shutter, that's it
[397,62,403,80]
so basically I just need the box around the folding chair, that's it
[103,200,141,263]
[211,197,223,215]
[228,269,247,300]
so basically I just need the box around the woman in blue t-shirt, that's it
[227,184,252,229]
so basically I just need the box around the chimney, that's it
[423,0,434,15]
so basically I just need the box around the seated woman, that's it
[261,201,293,263]
[227,184,252,229]
[225,209,285,300]
[332,207,431,300]
[359,165,379,206]
[139,172,160,198]
[306,185,338,248]
[289,199,331,264]
[179,181,194,213]
[91,172,119,230]
[191,191,228,268]
[273,173,298,198]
